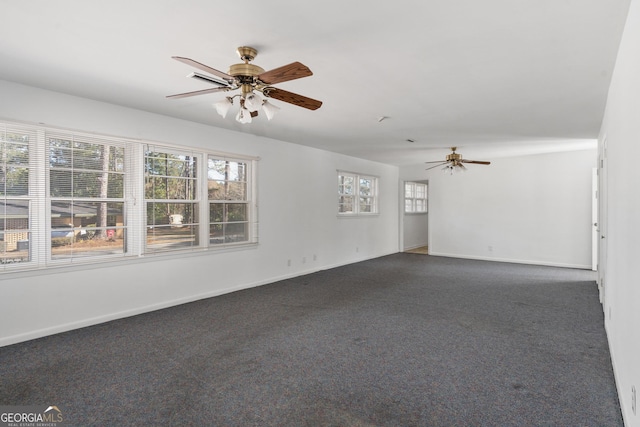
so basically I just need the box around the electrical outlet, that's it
[313,254,317,261]
[302,256,306,264]
[632,385,637,415]
[356,247,359,253]
[488,246,493,252]
[287,259,291,267]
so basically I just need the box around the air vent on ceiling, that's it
[188,72,232,87]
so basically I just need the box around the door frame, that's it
[597,136,608,306]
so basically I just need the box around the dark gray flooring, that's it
[0,254,622,426]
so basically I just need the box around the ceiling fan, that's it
[167,46,322,123]
[425,147,491,174]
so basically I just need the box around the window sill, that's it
[337,213,380,218]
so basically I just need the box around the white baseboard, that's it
[0,250,397,348]
[403,243,428,251]
[428,251,592,270]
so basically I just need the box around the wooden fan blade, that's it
[263,87,322,110]
[258,62,313,85]
[172,56,234,82]
[166,87,230,99]
[461,160,491,165]
[425,162,448,171]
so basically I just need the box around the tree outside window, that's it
[208,158,249,244]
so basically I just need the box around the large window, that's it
[48,133,126,260]
[405,182,428,213]
[338,171,378,215]
[0,120,258,273]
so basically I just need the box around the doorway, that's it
[402,180,429,253]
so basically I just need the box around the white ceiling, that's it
[0,0,630,166]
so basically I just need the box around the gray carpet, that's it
[0,254,623,426]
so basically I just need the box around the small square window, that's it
[338,172,378,215]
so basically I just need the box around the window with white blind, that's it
[338,171,378,215]
[0,120,258,273]
[0,124,34,267]
[48,133,126,260]
[404,182,428,213]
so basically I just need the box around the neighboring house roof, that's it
[2,200,121,219]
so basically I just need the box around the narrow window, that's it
[0,125,33,267]
[145,149,199,252]
[338,173,356,214]
[208,157,251,245]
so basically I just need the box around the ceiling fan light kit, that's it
[261,99,280,120]
[442,162,467,175]
[214,97,233,118]
[235,104,253,124]
[168,46,321,124]
[425,147,491,174]
[244,93,263,112]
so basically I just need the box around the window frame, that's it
[0,124,36,270]
[337,171,379,216]
[47,132,128,263]
[404,181,428,214]
[144,146,200,253]
[0,120,259,274]
[207,156,253,246]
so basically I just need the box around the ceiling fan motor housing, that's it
[229,47,265,96]
[446,152,462,162]
[228,63,265,77]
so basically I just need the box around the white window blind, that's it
[47,131,127,262]
[0,124,35,270]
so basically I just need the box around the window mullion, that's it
[355,178,360,214]
[198,153,209,248]
[249,159,258,244]
[128,143,144,256]
[33,129,48,266]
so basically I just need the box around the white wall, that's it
[0,80,400,347]
[401,149,596,268]
[598,0,640,424]
[403,213,428,250]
